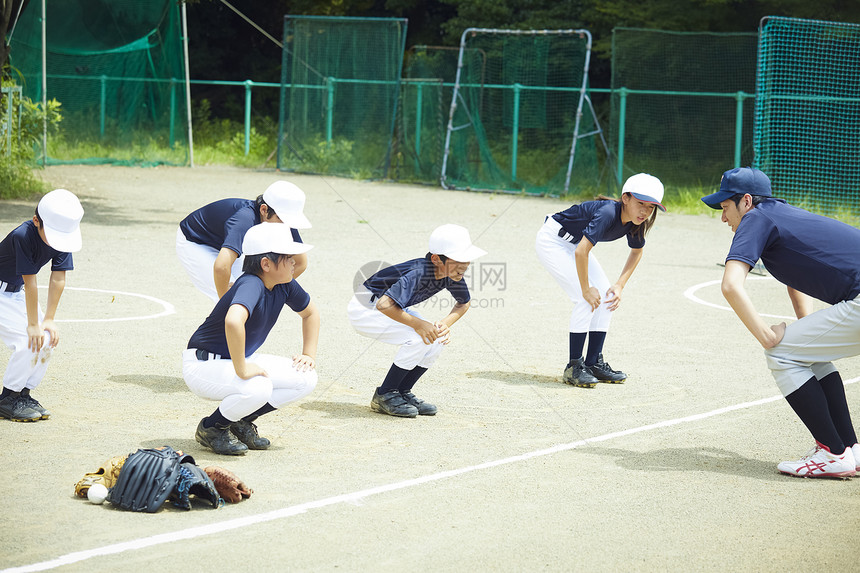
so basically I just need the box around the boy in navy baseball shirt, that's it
[183,222,319,455]
[0,189,84,422]
[177,180,311,301]
[348,224,486,417]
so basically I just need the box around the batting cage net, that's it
[610,28,758,190]
[8,0,189,166]
[277,16,407,179]
[387,46,458,184]
[755,17,860,216]
[440,29,606,196]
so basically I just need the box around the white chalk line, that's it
[683,276,796,320]
[6,375,859,573]
[36,286,175,323]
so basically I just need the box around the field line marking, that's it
[683,276,796,320]
[36,286,176,323]
[5,375,859,573]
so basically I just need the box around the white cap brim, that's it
[279,212,312,230]
[441,244,487,263]
[44,226,82,253]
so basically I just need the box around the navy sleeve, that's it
[384,272,420,308]
[626,232,645,249]
[726,211,777,269]
[581,204,616,246]
[283,281,311,313]
[447,280,471,304]
[221,209,257,255]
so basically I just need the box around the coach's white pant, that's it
[535,217,612,332]
[182,349,317,421]
[347,292,445,370]
[175,228,244,302]
[0,290,53,392]
[764,298,860,396]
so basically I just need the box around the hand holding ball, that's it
[87,483,108,505]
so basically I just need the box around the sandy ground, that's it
[0,165,858,572]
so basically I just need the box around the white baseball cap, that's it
[428,224,486,262]
[38,189,84,253]
[262,181,312,229]
[622,173,666,212]
[242,222,313,256]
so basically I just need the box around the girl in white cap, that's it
[176,180,312,301]
[347,224,486,417]
[0,189,84,422]
[535,173,665,388]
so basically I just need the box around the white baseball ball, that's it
[87,483,108,505]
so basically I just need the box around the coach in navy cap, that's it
[702,166,860,479]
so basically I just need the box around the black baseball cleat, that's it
[370,389,418,417]
[20,388,51,419]
[230,420,271,450]
[586,354,627,383]
[195,419,248,455]
[401,391,437,416]
[563,358,599,388]
[0,392,42,422]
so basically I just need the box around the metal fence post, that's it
[100,75,107,137]
[415,82,423,158]
[244,80,253,155]
[616,87,628,185]
[169,79,176,149]
[512,83,521,180]
[734,91,745,168]
[326,77,334,144]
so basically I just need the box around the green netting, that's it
[8,0,189,166]
[441,30,604,196]
[388,46,459,183]
[610,28,758,189]
[755,17,860,215]
[277,16,407,178]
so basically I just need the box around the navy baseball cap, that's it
[701,167,772,209]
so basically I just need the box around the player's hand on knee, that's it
[415,320,438,344]
[42,319,60,348]
[605,286,622,311]
[236,363,268,380]
[27,324,44,352]
[584,287,601,311]
[435,322,451,345]
[292,354,315,372]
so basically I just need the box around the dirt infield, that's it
[1,165,858,572]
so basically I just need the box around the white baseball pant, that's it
[347,292,445,370]
[535,216,613,333]
[0,290,53,392]
[764,297,860,396]
[182,348,317,421]
[175,228,244,302]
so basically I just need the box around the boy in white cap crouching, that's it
[176,180,312,302]
[183,222,319,455]
[0,189,84,422]
[348,224,486,417]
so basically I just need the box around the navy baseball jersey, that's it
[179,198,302,255]
[552,200,645,249]
[727,198,860,305]
[188,273,311,358]
[0,221,74,288]
[363,256,471,308]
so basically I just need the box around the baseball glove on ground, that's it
[107,446,184,512]
[74,454,128,498]
[204,466,253,503]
